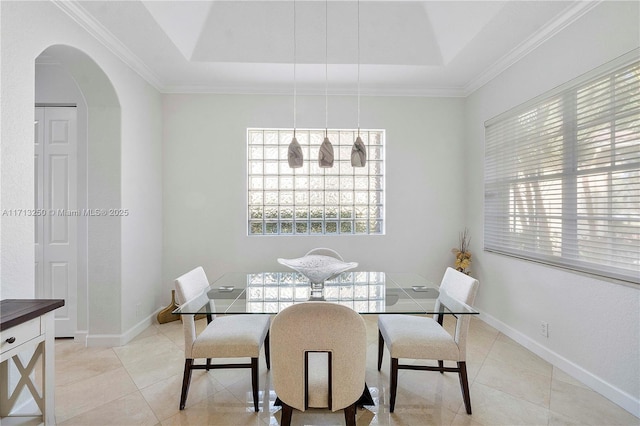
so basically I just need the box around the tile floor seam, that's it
[137,388,163,425]
[479,333,556,415]
[59,388,153,425]
[546,365,554,416]
[114,346,155,393]
[465,328,496,386]
[56,379,135,424]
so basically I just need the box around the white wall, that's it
[0,2,36,299]
[465,1,640,415]
[163,94,467,288]
[120,75,163,335]
[0,1,163,343]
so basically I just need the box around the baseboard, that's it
[74,330,88,345]
[85,308,161,347]
[479,312,640,418]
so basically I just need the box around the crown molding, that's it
[162,84,467,98]
[51,0,164,91]
[464,1,601,96]
[51,0,600,98]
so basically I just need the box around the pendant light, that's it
[287,0,303,168]
[319,0,334,168]
[351,0,366,167]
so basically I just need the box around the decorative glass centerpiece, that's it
[277,254,358,299]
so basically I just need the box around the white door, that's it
[35,106,78,338]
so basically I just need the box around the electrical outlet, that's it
[540,321,549,338]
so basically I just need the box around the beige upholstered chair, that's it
[174,267,271,411]
[378,267,479,414]
[271,302,367,426]
[304,247,344,260]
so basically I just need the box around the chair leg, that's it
[378,330,384,371]
[438,360,444,373]
[280,402,293,426]
[264,330,271,370]
[457,361,472,415]
[344,402,357,426]
[179,359,193,410]
[389,357,398,413]
[251,357,259,412]
[206,358,211,371]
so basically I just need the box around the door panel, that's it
[49,155,70,244]
[35,106,77,337]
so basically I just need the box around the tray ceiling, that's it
[55,1,597,96]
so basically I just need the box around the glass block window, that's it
[248,128,385,235]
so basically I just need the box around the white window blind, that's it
[485,58,640,284]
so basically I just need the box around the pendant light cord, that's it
[293,0,297,136]
[325,0,328,136]
[357,0,361,135]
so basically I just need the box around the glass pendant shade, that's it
[288,136,303,168]
[319,136,334,168]
[351,135,366,167]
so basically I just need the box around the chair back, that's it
[434,267,479,359]
[270,302,366,412]
[175,266,211,358]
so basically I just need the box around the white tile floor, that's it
[53,315,639,425]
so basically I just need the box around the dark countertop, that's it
[1,299,65,331]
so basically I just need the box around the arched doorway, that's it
[35,45,121,340]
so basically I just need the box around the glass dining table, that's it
[173,271,479,317]
[173,271,479,407]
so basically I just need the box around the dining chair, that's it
[377,267,479,414]
[174,266,271,411]
[270,302,367,426]
[304,247,344,260]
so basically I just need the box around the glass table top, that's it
[173,272,479,316]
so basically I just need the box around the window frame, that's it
[247,128,386,236]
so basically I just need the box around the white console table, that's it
[0,299,64,425]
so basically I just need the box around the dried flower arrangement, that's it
[451,228,471,274]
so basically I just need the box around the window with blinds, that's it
[247,128,385,236]
[484,59,639,284]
